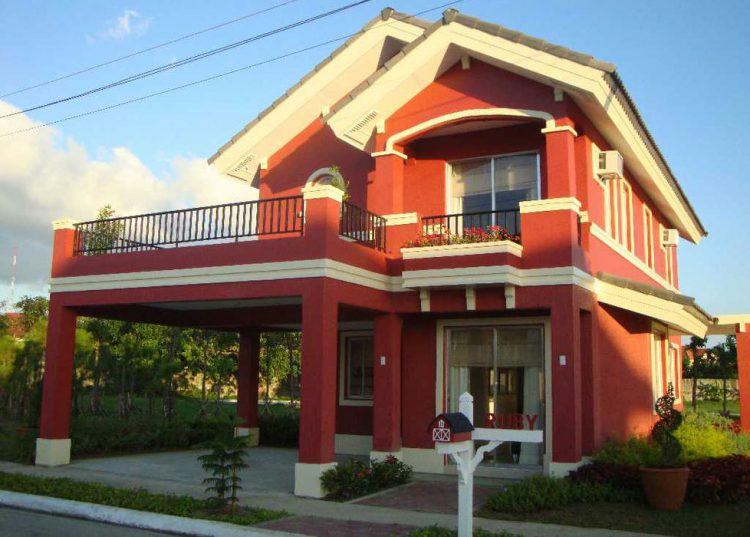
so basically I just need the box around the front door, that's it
[446,324,545,467]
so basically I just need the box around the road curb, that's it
[0,490,304,537]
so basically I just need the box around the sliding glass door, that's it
[446,324,545,467]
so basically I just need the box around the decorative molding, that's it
[402,265,596,291]
[52,218,76,231]
[553,88,564,102]
[465,286,476,311]
[460,54,471,70]
[227,152,259,182]
[519,198,581,215]
[382,212,418,226]
[49,258,405,294]
[383,108,555,154]
[402,240,522,259]
[300,183,343,202]
[540,125,578,137]
[504,285,516,309]
[589,223,676,292]
[419,288,430,312]
[295,462,337,498]
[35,438,71,466]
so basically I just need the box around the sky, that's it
[0,0,749,316]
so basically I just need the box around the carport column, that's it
[549,292,583,473]
[371,313,403,460]
[236,330,260,446]
[37,296,77,466]
[736,324,750,432]
[295,283,339,497]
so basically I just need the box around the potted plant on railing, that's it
[640,384,689,511]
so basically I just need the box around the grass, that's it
[689,399,740,416]
[0,471,287,526]
[478,500,750,537]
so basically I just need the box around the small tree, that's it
[683,336,708,410]
[198,435,248,514]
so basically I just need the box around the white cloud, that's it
[101,10,152,41]
[0,100,254,296]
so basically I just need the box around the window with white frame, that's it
[602,176,634,254]
[651,329,667,407]
[339,332,373,404]
[643,206,655,269]
[659,224,676,286]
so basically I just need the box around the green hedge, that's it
[258,405,298,447]
[484,476,638,514]
[0,472,286,525]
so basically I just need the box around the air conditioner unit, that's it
[596,150,624,180]
[662,228,679,247]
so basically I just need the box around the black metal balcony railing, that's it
[74,196,305,256]
[421,209,521,237]
[339,202,387,251]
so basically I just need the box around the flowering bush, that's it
[687,455,750,504]
[320,455,413,501]
[404,225,521,248]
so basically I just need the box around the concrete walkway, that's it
[0,449,664,537]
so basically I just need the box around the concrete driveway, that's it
[21,447,299,500]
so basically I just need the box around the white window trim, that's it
[668,342,681,404]
[444,150,541,215]
[619,179,635,253]
[338,330,374,407]
[642,205,655,270]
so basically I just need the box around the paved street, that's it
[0,507,169,536]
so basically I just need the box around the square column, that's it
[736,325,750,432]
[541,124,578,199]
[236,330,260,446]
[37,297,77,466]
[371,313,403,460]
[549,292,583,469]
[295,283,338,497]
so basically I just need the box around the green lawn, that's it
[479,500,750,537]
[688,399,740,416]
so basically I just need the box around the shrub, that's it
[198,435,248,514]
[686,455,750,504]
[258,405,298,447]
[674,411,735,460]
[0,471,286,524]
[567,462,641,492]
[484,476,637,514]
[321,456,412,501]
[407,527,522,537]
[592,437,660,467]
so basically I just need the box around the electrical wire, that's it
[0,0,304,99]
[0,0,372,119]
[0,0,465,138]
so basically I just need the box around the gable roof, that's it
[207,8,429,182]
[324,8,706,243]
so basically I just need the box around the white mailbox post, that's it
[432,392,543,537]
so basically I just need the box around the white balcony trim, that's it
[402,265,596,291]
[382,212,418,226]
[300,184,343,202]
[519,198,582,215]
[402,240,522,259]
[52,218,76,230]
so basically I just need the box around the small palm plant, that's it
[198,435,248,514]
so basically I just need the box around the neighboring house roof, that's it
[208,8,429,182]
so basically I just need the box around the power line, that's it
[0,0,372,120]
[0,1,464,139]
[0,0,304,99]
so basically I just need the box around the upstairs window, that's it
[449,153,539,234]
[651,329,667,407]
[603,177,634,253]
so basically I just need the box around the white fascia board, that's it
[401,265,595,291]
[49,259,405,294]
[326,23,702,243]
[211,19,424,175]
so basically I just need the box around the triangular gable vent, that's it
[344,110,380,145]
[228,153,259,183]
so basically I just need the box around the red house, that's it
[37,8,750,498]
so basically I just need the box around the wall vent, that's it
[228,152,259,182]
[344,110,380,146]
